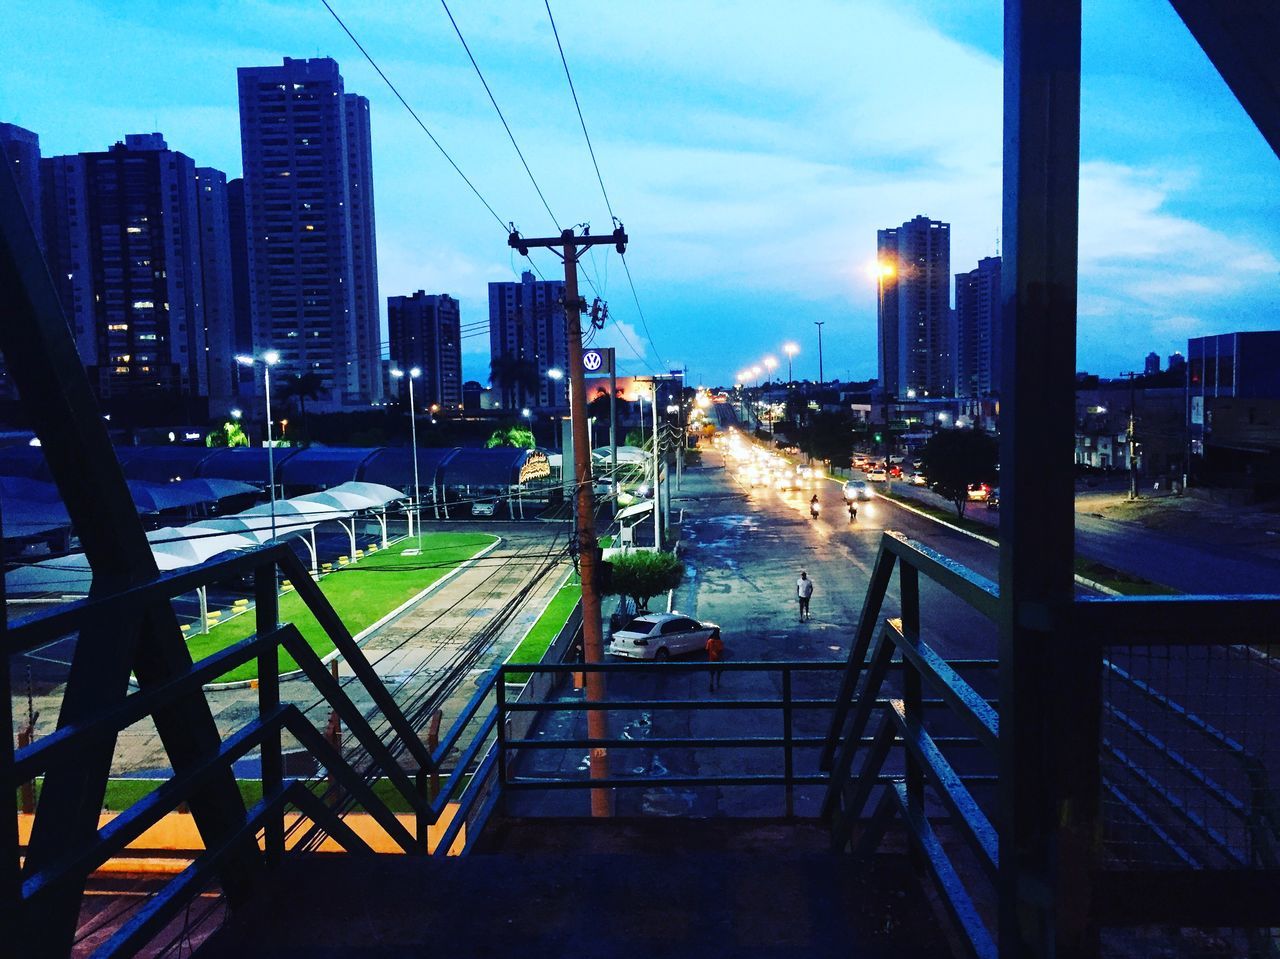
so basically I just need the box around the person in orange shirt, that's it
[705,632,725,691]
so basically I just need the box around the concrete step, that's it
[200,819,947,958]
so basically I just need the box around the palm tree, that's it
[489,355,540,410]
[279,371,325,445]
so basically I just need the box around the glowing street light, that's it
[783,342,799,385]
[390,366,423,537]
[235,350,281,541]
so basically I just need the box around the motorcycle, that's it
[847,504,858,523]
[809,499,821,521]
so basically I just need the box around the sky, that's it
[2,0,1277,387]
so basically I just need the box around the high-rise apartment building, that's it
[195,168,236,406]
[387,291,462,410]
[237,57,382,409]
[226,177,254,359]
[955,255,1002,399]
[1145,351,1161,376]
[43,134,212,399]
[0,122,44,399]
[1,122,43,246]
[488,270,567,410]
[877,215,953,399]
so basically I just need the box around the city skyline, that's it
[1,1,1278,387]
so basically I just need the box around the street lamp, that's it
[390,367,423,537]
[230,408,242,420]
[235,350,280,542]
[783,343,799,386]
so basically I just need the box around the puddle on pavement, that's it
[641,786,698,817]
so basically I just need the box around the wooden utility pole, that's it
[509,224,627,817]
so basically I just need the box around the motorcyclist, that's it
[809,494,820,520]
[847,500,857,523]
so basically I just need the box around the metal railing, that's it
[7,544,497,957]
[820,532,1280,957]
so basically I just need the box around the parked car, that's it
[608,612,721,660]
[471,501,497,516]
[842,479,872,501]
[908,471,928,486]
[888,454,906,465]
[986,487,1000,510]
[867,468,889,482]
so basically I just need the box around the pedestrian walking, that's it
[797,570,815,622]
[705,632,725,691]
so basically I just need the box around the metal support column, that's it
[1000,2,1098,956]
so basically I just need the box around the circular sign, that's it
[582,349,604,372]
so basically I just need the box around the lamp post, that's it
[391,367,422,538]
[750,364,763,431]
[548,367,565,452]
[235,350,280,543]
[813,321,825,385]
[784,342,799,387]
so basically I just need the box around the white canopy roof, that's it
[615,500,654,523]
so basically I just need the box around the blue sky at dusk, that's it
[2,0,1277,386]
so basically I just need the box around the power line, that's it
[320,0,508,234]
[541,2,668,370]
[544,0,614,222]
[438,0,561,232]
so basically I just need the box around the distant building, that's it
[43,134,211,400]
[0,122,42,246]
[0,122,43,400]
[1188,331,1280,493]
[237,57,382,409]
[877,215,953,400]
[1144,351,1161,376]
[488,270,567,410]
[225,178,253,359]
[194,168,237,409]
[954,256,1002,399]
[1167,351,1186,374]
[387,291,462,411]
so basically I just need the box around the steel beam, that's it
[1000,2,1099,956]
[0,153,257,954]
[1167,0,1280,159]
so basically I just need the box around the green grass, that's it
[23,775,469,816]
[877,487,1179,596]
[505,575,582,684]
[1073,558,1179,596]
[189,533,496,684]
[875,486,998,538]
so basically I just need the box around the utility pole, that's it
[1121,371,1140,501]
[510,224,627,818]
[814,321,825,385]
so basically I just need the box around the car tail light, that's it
[633,638,649,646]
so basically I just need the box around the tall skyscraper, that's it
[0,122,44,399]
[43,134,209,399]
[226,177,254,359]
[195,167,237,407]
[1,122,43,246]
[387,291,462,410]
[877,215,952,399]
[488,270,567,410]
[1144,351,1161,376]
[237,57,382,409]
[39,153,96,365]
[345,93,382,405]
[955,256,1002,398]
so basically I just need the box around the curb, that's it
[202,535,503,691]
[869,486,1122,597]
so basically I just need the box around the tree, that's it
[605,550,686,612]
[278,371,325,444]
[920,427,999,517]
[486,425,535,449]
[489,355,540,410]
[205,419,249,448]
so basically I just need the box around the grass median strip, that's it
[505,574,582,685]
[190,533,497,684]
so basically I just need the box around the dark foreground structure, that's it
[4,2,1279,957]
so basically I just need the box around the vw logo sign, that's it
[582,349,604,372]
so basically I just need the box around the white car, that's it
[842,479,872,501]
[866,468,889,482]
[908,471,928,486]
[608,612,721,661]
